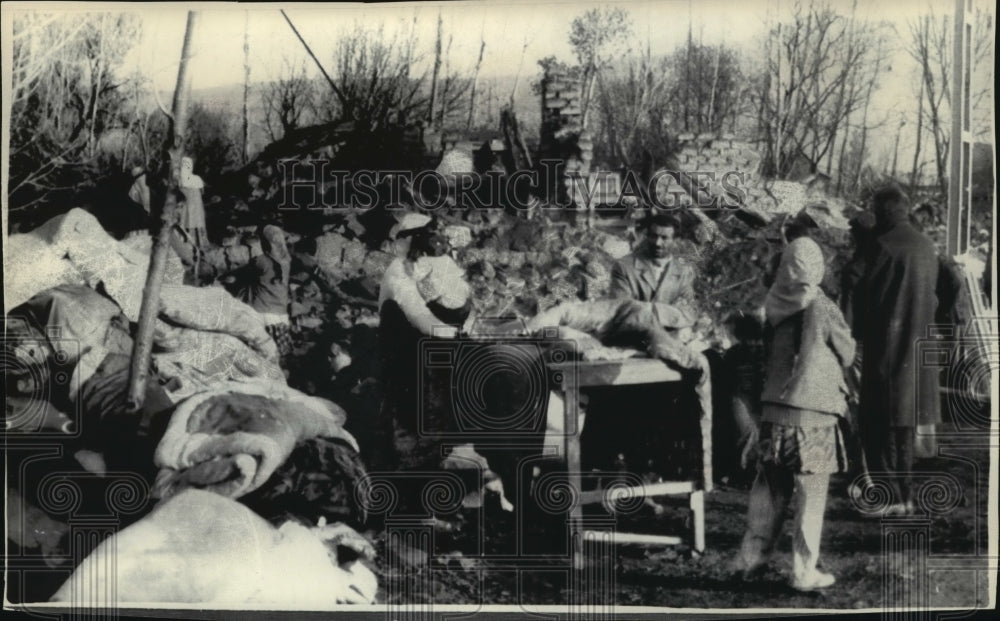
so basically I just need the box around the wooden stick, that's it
[280,10,347,108]
[127,12,200,411]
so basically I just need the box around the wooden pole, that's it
[280,10,347,108]
[127,11,200,411]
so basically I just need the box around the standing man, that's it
[860,184,939,516]
[610,212,698,330]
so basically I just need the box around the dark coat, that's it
[861,222,939,427]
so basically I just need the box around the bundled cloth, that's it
[4,208,184,317]
[50,489,377,607]
[152,381,359,500]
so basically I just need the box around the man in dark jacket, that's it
[860,185,939,515]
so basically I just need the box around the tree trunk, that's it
[580,69,597,130]
[438,32,454,129]
[127,11,200,411]
[466,38,486,130]
[428,10,442,129]
[854,57,879,191]
[510,36,529,110]
[891,120,902,178]
[242,11,251,164]
[706,44,722,133]
[87,15,106,160]
[910,74,925,188]
[836,112,851,194]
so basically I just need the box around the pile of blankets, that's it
[152,380,359,501]
[5,210,377,607]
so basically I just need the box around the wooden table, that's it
[547,357,712,567]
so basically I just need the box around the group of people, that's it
[125,157,207,244]
[126,158,296,364]
[370,184,946,593]
[731,183,943,591]
[373,210,712,516]
[116,164,948,593]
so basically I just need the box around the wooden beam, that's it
[127,11,199,411]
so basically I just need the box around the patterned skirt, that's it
[758,421,848,475]
[266,322,294,358]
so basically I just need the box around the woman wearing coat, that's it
[732,237,856,591]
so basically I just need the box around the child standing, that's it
[732,237,856,591]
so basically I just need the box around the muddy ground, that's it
[371,427,991,611]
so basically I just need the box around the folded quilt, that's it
[153,381,358,500]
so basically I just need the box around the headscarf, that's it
[764,237,825,326]
[872,184,909,232]
[180,157,204,190]
[260,224,291,285]
[412,255,469,310]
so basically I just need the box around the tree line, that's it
[6,2,995,227]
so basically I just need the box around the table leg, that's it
[689,489,705,555]
[564,379,584,570]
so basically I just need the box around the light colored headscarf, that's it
[412,255,470,310]
[260,225,291,285]
[764,237,825,325]
[180,157,204,190]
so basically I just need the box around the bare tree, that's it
[907,10,951,195]
[242,11,251,164]
[9,11,141,211]
[593,44,671,167]
[662,41,746,136]
[261,58,314,142]
[752,0,890,181]
[971,6,995,142]
[568,7,632,130]
[428,9,443,128]
[466,22,487,130]
[331,23,428,130]
[909,72,925,188]
[509,34,532,109]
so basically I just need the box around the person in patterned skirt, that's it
[732,237,856,591]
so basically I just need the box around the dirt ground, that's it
[372,425,992,611]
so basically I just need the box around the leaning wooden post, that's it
[127,11,200,411]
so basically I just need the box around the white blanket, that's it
[50,489,377,607]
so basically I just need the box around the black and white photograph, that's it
[2,0,997,618]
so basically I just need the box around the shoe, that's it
[792,570,836,591]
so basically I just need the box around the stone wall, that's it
[540,70,594,208]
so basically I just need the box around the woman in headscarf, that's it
[179,157,207,248]
[732,237,855,591]
[376,214,472,462]
[224,225,293,359]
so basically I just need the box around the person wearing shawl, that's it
[224,225,293,359]
[859,185,939,515]
[732,237,856,591]
[179,157,207,248]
